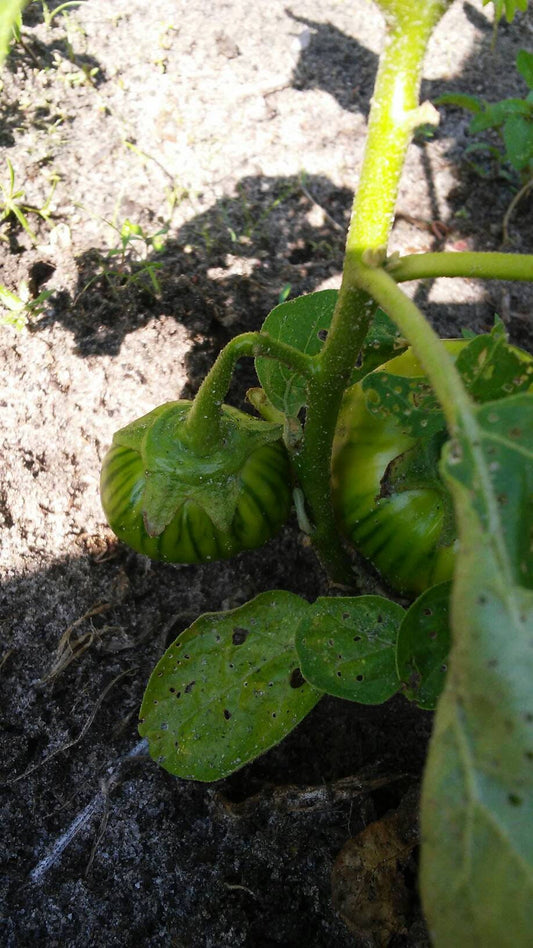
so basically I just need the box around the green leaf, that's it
[517,49,533,90]
[0,0,26,64]
[470,99,531,135]
[139,591,321,781]
[362,371,444,438]
[455,323,533,402]
[396,581,451,710]
[255,292,405,416]
[350,309,408,383]
[503,112,533,171]
[420,393,533,941]
[255,290,338,416]
[484,0,528,22]
[436,93,483,114]
[295,596,405,704]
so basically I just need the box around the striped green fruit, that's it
[100,402,292,564]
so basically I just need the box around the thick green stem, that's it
[296,0,449,582]
[184,331,317,453]
[391,251,533,284]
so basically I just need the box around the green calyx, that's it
[112,400,284,536]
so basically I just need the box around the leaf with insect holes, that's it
[255,291,406,417]
[396,581,451,710]
[139,590,321,781]
[295,596,405,704]
[362,324,533,439]
[255,290,338,417]
[421,393,533,942]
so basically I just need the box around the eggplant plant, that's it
[99,0,533,943]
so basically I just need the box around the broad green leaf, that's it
[139,591,321,781]
[295,596,404,704]
[255,292,404,417]
[396,581,451,710]
[363,328,533,439]
[362,371,444,438]
[420,393,533,943]
[517,49,533,90]
[255,290,338,416]
[455,322,533,402]
[0,0,26,64]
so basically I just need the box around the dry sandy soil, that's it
[2,1,533,945]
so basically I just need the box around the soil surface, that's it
[2,2,533,946]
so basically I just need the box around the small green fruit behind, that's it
[332,340,465,596]
[100,431,292,565]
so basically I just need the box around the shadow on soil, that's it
[1,534,432,947]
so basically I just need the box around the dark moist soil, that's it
[1,2,533,946]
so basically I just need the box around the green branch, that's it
[390,250,533,284]
[184,331,317,452]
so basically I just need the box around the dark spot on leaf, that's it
[232,627,249,645]
[429,630,437,640]
[272,712,277,718]
[423,608,433,616]
[487,658,498,668]
[183,653,190,660]
[353,635,361,642]
[223,709,232,720]
[525,712,533,723]
[290,667,305,688]
[157,671,163,677]
[509,427,522,438]
[160,722,168,730]
[525,751,533,761]
[376,614,383,623]
[508,793,522,807]
[477,595,487,606]
[169,687,176,693]
[317,329,328,341]
[184,680,196,694]
[342,612,351,620]
[440,664,447,672]
[356,674,364,682]
[336,671,342,678]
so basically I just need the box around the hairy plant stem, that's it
[296,0,450,583]
[184,331,317,453]
[391,250,533,284]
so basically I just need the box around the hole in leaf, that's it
[356,674,364,682]
[184,680,196,694]
[440,664,447,672]
[290,668,305,689]
[336,671,342,678]
[223,709,232,720]
[317,328,328,341]
[232,627,249,645]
